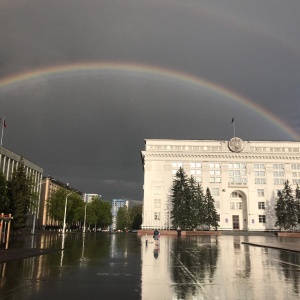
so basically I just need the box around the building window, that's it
[230,202,242,209]
[210,162,221,183]
[210,163,220,168]
[172,162,183,175]
[231,192,242,198]
[273,171,284,177]
[254,164,265,169]
[259,215,266,223]
[190,162,202,182]
[214,201,220,209]
[274,178,285,185]
[216,214,220,222]
[273,164,284,169]
[211,188,220,196]
[228,163,247,184]
[257,189,265,197]
[293,179,300,185]
[154,212,160,220]
[292,164,300,170]
[258,202,265,209]
[255,178,266,184]
[154,186,161,195]
[154,199,161,208]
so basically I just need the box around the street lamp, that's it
[31,178,47,235]
[83,201,87,232]
[62,191,76,234]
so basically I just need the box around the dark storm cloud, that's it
[0,0,300,201]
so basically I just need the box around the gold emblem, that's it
[228,137,244,152]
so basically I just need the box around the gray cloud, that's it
[0,0,300,201]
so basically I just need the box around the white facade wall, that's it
[141,138,300,231]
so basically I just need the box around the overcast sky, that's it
[1,0,300,202]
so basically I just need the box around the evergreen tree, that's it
[7,158,33,229]
[204,188,219,230]
[186,176,198,229]
[171,167,190,229]
[294,184,300,224]
[0,171,9,212]
[195,183,206,229]
[275,180,298,231]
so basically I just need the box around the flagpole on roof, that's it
[231,117,235,137]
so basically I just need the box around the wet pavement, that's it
[0,232,300,300]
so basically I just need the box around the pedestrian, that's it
[145,234,148,246]
[176,226,182,237]
[153,229,160,245]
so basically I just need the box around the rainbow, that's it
[0,61,299,140]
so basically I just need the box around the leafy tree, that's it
[204,188,219,230]
[98,200,112,228]
[67,194,85,226]
[171,167,190,229]
[48,188,66,223]
[85,196,112,230]
[116,206,131,231]
[6,158,33,229]
[275,180,298,231]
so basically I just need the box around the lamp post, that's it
[62,191,76,234]
[31,179,47,235]
[83,201,87,232]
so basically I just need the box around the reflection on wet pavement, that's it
[0,233,299,299]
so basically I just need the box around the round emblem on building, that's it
[228,137,244,152]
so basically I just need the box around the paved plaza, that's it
[1,232,300,300]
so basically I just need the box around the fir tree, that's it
[275,180,298,231]
[194,182,205,229]
[171,167,189,229]
[0,171,9,212]
[187,176,199,229]
[7,158,33,229]
[204,188,219,230]
[295,184,300,224]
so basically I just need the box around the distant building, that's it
[83,193,101,203]
[0,145,43,227]
[39,176,82,228]
[141,138,300,231]
[110,199,128,231]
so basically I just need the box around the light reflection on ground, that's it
[0,233,299,300]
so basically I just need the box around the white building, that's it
[83,193,101,203]
[141,138,300,231]
[110,199,129,231]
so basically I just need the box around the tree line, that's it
[171,167,219,230]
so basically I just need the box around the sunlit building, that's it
[83,193,101,203]
[39,176,82,228]
[141,138,300,231]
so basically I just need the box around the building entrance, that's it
[232,215,240,230]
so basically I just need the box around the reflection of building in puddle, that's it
[141,236,174,299]
[110,233,128,259]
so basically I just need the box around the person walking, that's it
[153,229,160,245]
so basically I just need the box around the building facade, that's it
[83,193,101,203]
[110,199,129,231]
[141,138,300,231]
[39,176,82,228]
[0,145,43,227]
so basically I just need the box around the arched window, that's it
[231,192,242,198]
